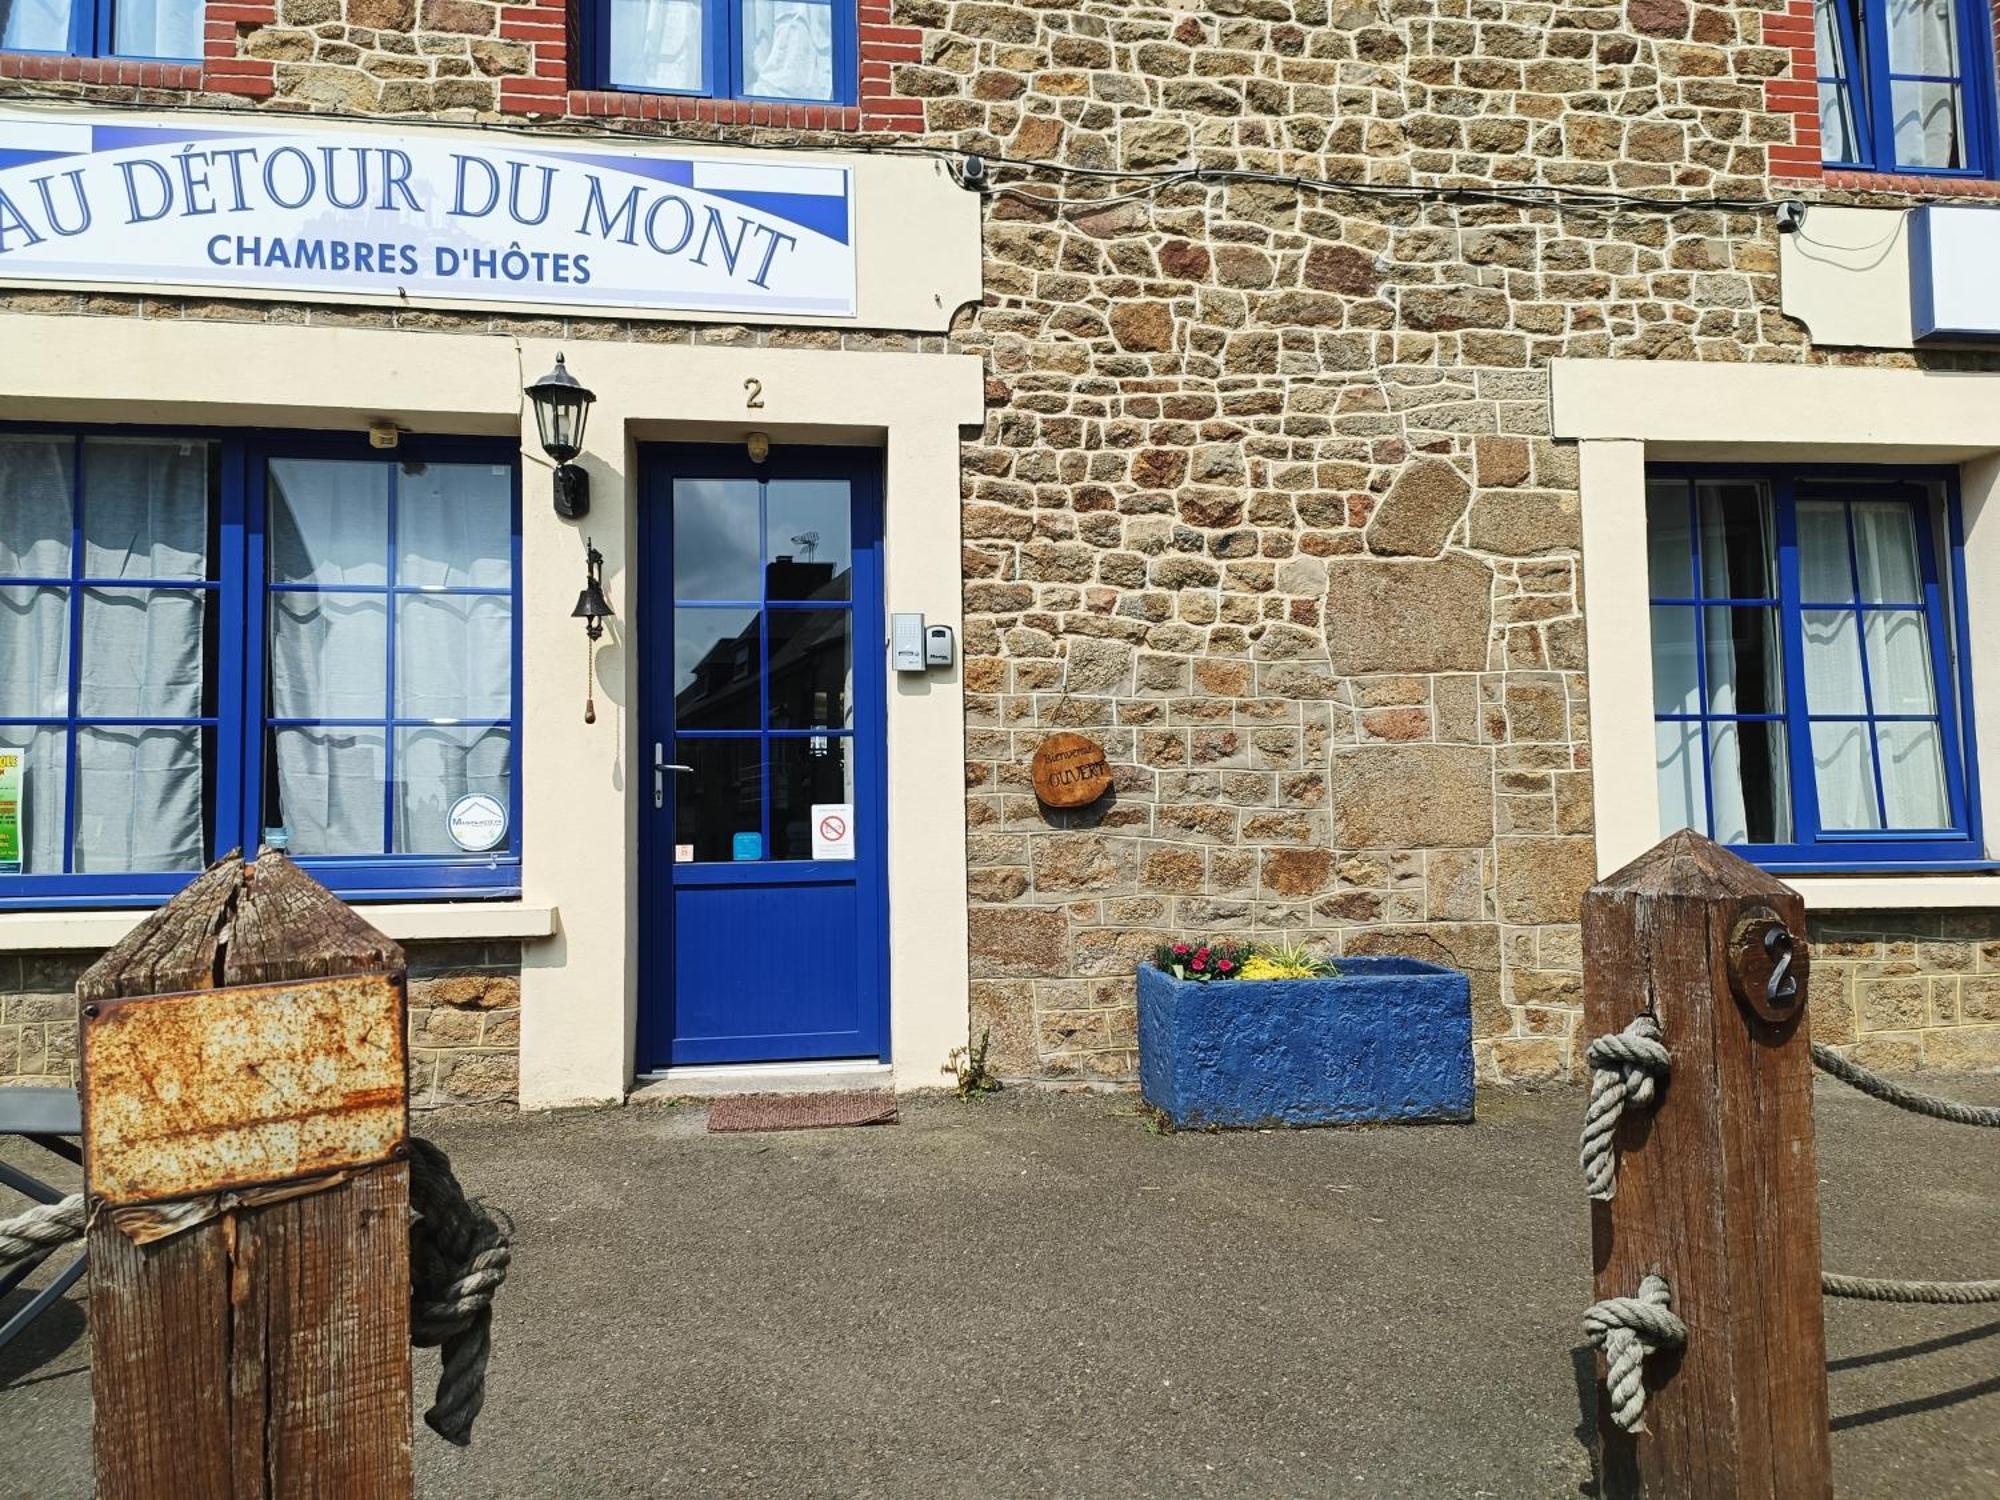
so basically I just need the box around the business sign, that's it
[0,108,855,320]
[1910,204,2000,342]
[446,792,508,853]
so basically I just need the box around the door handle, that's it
[654,744,694,809]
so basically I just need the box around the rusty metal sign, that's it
[82,971,408,1207]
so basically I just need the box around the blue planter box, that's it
[1137,957,1473,1129]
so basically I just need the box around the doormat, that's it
[706,1091,899,1134]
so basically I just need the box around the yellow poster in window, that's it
[0,749,19,875]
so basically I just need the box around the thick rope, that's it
[1810,1043,2000,1128]
[1583,1274,1687,1433]
[1823,1271,2000,1305]
[0,1193,85,1270]
[1580,1016,1670,1201]
[408,1135,513,1447]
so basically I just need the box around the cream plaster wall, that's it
[1554,358,2000,911]
[1778,207,1916,351]
[0,313,984,1106]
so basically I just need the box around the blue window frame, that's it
[1814,0,1999,175]
[1647,466,1986,873]
[585,0,856,105]
[0,425,521,909]
[0,0,203,62]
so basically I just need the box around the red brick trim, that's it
[1762,0,1825,183]
[498,0,923,130]
[0,0,273,97]
[1822,168,2000,197]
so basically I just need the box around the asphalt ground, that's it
[3,1077,1997,1499]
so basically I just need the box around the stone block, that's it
[1332,745,1495,849]
[1467,492,1582,556]
[1325,553,1493,673]
[1365,459,1469,559]
[969,906,1070,977]
[1495,837,1598,925]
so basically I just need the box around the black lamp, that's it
[573,539,613,724]
[525,352,596,519]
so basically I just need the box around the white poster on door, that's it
[810,803,855,862]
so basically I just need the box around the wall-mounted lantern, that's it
[573,538,613,723]
[525,352,597,519]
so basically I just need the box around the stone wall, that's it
[1808,912,2000,1073]
[5,0,2000,1091]
[0,941,521,1107]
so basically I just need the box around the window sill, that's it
[0,901,558,951]
[1788,873,2000,911]
[1820,169,2000,199]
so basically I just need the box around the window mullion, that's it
[1687,486,1718,842]
[383,460,400,857]
[1774,483,1823,848]
[61,436,85,874]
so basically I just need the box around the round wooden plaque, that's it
[1032,732,1113,809]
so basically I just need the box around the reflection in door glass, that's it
[767,610,852,728]
[673,480,761,600]
[770,736,854,860]
[675,738,762,862]
[764,481,851,601]
[674,607,761,729]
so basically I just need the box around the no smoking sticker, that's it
[811,803,855,861]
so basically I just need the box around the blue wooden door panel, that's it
[636,445,888,1070]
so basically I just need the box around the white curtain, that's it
[396,727,511,854]
[609,0,702,90]
[1813,0,1863,161]
[0,0,73,52]
[109,0,201,58]
[742,0,834,100]
[274,728,385,855]
[1886,0,1965,168]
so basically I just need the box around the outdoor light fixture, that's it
[525,352,597,519]
[573,538,613,723]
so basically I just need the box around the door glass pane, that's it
[83,438,210,579]
[397,593,512,719]
[269,726,387,854]
[395,725,511,853]
[1892,81,1965,170]
[0,0,74,51]
[73,725,205,872]
[765,480,852,601]
[0,726,66,875]
[1704,607,1783,714]
[0,437,73,577]
[1709,720,1792,844]
[674,480,761,600]
[768,610,851,729]
[396,464,513,588]
[674,738,761,863]
[741,0,835,100]
[0,586,70,718]
[1852,502,1923,602]
[770,736,853,859]
[269,460,389,585]
[1801,608,1866,714]
[1863,609,1936,714]
[269,593,387,719]
[608,0,704,90]
[675,607,761,729]
[1646,480,1694,598]
[1696,482,1775,599]
[1812,720,1881,830]
[113,0,202,56]
[1797,501,1853,602]
[77,587,208,718]
[1877,721,1950,827]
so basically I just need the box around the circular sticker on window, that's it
[447,793,508,853]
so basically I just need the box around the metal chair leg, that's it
[0,1251,86,1354]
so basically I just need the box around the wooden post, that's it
[1582,830,1831,1499]
[78,852,415,1500]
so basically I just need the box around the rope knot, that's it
[1580,1015,1670,1201]
[408,1136,513,1446]
[1583,1273,1687,1433]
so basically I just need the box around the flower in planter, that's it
[1152,938,1252,982]
[1237,941,1338,981]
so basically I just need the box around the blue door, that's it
[637,445,888,1069]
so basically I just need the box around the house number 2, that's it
[744,378,765,409]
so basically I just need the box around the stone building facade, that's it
[2,0,2000,1098]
